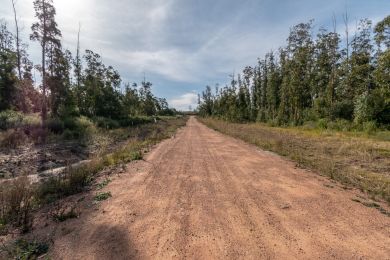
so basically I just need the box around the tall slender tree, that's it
[11,0,21,79]
[30,0,61,125]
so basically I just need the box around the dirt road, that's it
[50,116,390,259]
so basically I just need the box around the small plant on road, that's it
[94,192,112,202]
[97,178,111,190]
[6,239,49,260]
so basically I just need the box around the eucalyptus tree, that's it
[285,21,315,123]
[30,0,62,124]
[313,28,340,117]
[265,51,281,120]
[0,21,17,110]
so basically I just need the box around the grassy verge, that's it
[199,117,390,203]
[0,116,187,234]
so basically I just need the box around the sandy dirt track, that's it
[50,117,390,259]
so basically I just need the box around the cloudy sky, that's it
[1,0,389,110]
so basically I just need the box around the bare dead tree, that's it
[75,22,81,88]
[11,0,22,79]
[332,12,337,33]
[343,10,350,63]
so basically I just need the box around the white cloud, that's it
[169,92,198,111]
[103,48,200,82]
[1,0,389,106]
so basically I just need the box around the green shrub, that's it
[363,121,377,134]
[313,97,328,118]
[46,118,64,134]
[0,110,24,130]
[331,100,354,120]
[354,92,371,124]
[118,116,154,127]
[326,119,352,131]
[0,111,40,131]
[317,118,328,129]
[267,118,279,127]
[94,192,111,202]
[9,239,49,260]
[61,116,95,139]
[62,129,80,140]
[63,117,78,130]
[303,107,320,122]
[131,151,143,160]
[95,117,120,129]
[376,102,390,125]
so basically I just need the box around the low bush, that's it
[95,117,120,129]
[46,118,64,134]
[62,129,80,140]
[0,110,24,130]
[0,129,28,149]
[363,121,377,134]
[62,117,78,130]
[7,239,49,259]
[331,100,354,120]
[0,110,40,131]
[37,162,100,203]
[317,118,328,129]
[60,116,95,140]
[118,116,154,127]
[94,116,155,129]
[326,119,352,131]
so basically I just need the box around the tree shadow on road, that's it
[88,224,136,260]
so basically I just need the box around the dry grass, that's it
[0,176,35,233]
[199,117,390,203]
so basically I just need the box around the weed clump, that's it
[94,192,112,202]
[52,206,79,222]
[7,239,49,259]
[97,178,111,190]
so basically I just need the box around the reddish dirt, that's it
[48,116,390,259]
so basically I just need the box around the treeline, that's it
[198,16,390,128]
[0,0,175,128]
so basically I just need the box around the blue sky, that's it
[1,0,389,110]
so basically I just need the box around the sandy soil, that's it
[48,116,390,259]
